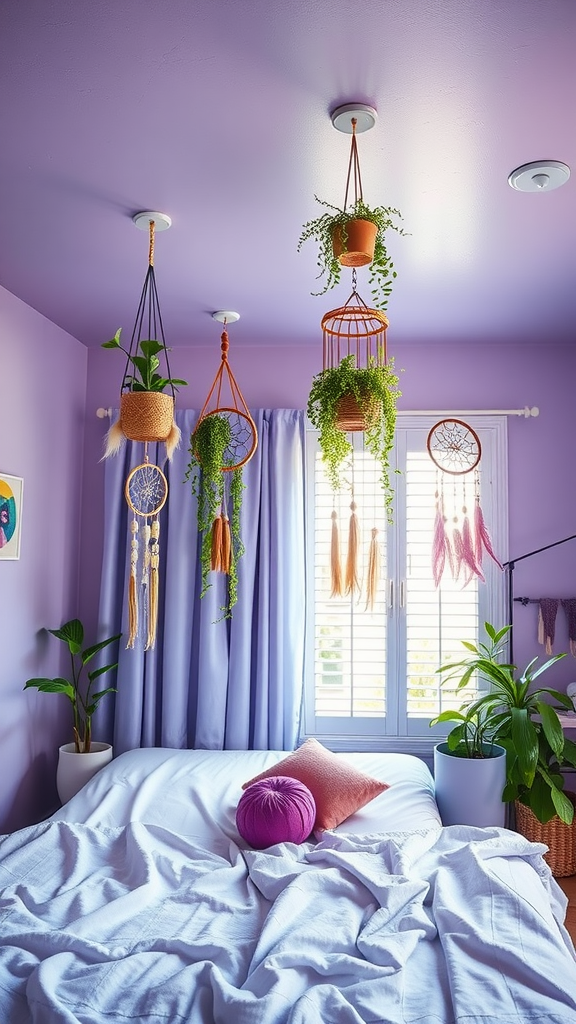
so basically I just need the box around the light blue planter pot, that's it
[434,742,507,827]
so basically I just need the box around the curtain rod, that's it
[97,405,540,419]
[396,406,539,418]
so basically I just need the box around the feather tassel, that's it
[432,503,447,587]
[127,518,139,648]
[164,420,181,462]
[461,514,485,583]
[330,510,343,598]
[345,501,360,596]
[365,527,380,611]
[451,528,464,582]
[145,518,160,650]
[474,501,503,569]
[102,418,126,460]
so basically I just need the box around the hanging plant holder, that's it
[102,214,185,460]
[427,418,503,588]
[332,119,377,267]
[186,317,258,618]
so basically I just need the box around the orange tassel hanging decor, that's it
[145,517,160,651]
[220,515,232,574]
[127,517,139,648]
[345,500,360,596]
[211,513,223,572]
[365,527,380,611]
[330,509,343,598]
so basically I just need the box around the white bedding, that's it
[1,748,575,1024]
[51,747,442,838]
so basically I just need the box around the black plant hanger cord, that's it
[427,418,502,587]
[121,219,175,398]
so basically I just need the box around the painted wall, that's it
[85,337,576,690]
[0,286,87,831]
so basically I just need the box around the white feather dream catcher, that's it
[427,418,502,587]
[125,460,168,649]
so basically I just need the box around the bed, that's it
[1,743,576,1023]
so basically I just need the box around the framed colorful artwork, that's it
[0,473,24,560]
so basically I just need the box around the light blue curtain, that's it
[97,408,306,754]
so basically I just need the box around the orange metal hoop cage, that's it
[321,289,389,371]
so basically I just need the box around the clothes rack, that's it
[504,534,576,663]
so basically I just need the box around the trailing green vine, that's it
[185,413,245,618]
[307,354,401,522]
[297,197,406,310]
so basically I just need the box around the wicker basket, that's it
[515,796,576,877]
[120,391,174,442]
[335,393,381,433]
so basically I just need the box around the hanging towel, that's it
[562,598,576,658]
[538,598,559,655]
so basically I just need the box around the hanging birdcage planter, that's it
[100,212,187,651]
[185,314,257,619]
[427,418,503,588]
[297,104,406,310]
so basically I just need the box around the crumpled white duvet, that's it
[0,820,575,1024]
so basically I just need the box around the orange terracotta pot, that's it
[332,219,378,268]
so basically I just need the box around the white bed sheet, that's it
[51,747,442,840]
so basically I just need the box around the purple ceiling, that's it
[1,0,575,349]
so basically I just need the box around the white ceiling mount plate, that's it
[212,310,240,324]
[508,161,570,192]
[330,103,378,134]
[132,211,172,230]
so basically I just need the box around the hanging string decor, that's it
[102,214,187,462]
[427,418,503,588]
[185,317,258,618]
[124,458,168,649]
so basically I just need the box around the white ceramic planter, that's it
[434,742,507,827]
[56,742,113,804]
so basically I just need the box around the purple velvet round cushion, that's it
[236,776,316,849]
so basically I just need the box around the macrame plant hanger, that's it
[427,418,503,587]
[187,314,258,615]
[104,213,179,650]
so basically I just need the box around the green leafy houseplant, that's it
[185,414,245,618]
[430,622,576,824]
[102,328,188,392]
[297,197,406,310]
[24,619,121,753]
[307,353,401,521]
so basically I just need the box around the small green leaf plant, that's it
[307,353,401,522]
[24,619,121,753]
[185,413,245,619]
[430,621,576,824]
[102,328,188,392]
[297,197,406,310]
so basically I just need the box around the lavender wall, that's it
[0,286,87,831]
[85,337,576,690]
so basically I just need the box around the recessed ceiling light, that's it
[508,161,570,192]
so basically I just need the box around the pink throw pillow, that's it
[236,776,316,849]
[242,738,388,831]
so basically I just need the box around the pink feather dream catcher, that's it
[427,418,502,587]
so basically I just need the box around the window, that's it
[303,416,508,756]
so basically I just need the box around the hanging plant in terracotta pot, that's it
[297,111,406,310]
[185,316,257,619]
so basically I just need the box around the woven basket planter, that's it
[120,391,174,443]
[515,797,576,877]
[335,392,382,433]
[332,219,378,268]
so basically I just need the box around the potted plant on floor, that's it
[102,328,188,458]
[307,352,401,522]
[25,618,121,803]
[298,197,406,311]
[430,622,576,840]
